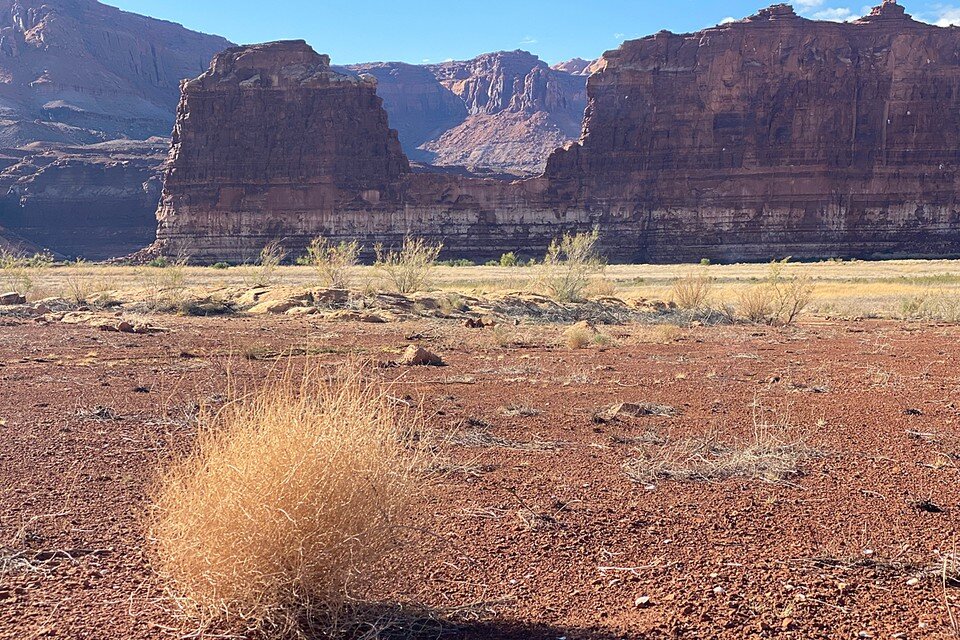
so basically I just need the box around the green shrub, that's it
[305,237,360,289]
[499,252,519,267]
[374,236,443,294]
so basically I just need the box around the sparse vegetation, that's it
[499,252,519,267]
[536,229,605,302]
[736,260,813,325]
[564,322,595,349]
[304,236,360,289]
[374,236,443,294]
[0,250,53,298]
[671,270,714,310]
[898,288,960,323]
[139,253,190,311]
[245,240,287,288]
[148,363,421,632]
[623,400,813,485]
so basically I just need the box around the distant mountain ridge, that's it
[350,50,590,175]
[0,0,233,146]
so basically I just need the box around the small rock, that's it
[906,577,920,587]
[596,401,677,423]
[634,596,651,607]
[713,586,725,595]
[398,345,444,367]
[285,306,319,316]
[0,291,26,305]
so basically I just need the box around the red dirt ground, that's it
[2,315,960,639]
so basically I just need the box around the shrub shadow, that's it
[302,605,629,640]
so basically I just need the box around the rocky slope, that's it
[154,3,960,264]
[0,140,166,260]
[0,0,231,144]
[350,51,587,175]
[0,0,232,259]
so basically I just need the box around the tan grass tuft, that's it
[148,362,421,633]
[671,270,714,310]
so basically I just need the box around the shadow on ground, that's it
[299,606,632,640]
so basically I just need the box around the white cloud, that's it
[811,6,859,21]
[520,36,538,45]
[613,32,626,40]
[719,16,736,24]
[933,6,960,26]
[794,0,826,7]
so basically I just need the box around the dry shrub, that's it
[148,362,421,633]
[305,236,360,289]
[585,278,618,298]
[138,253,190,312]
[536,229,605,302]
[374,236,442,294]
[898,289,960,323]
[244,240,287,288]
[0,250,53,298]
[630,324,683,344]
[736,260,813,326]
[564,323,594,349]
[624,400,814,485]
[671,270,714,310]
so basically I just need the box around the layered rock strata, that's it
[351,51,587,175]
[156,2,960,264]
[0,140,165,259]
[546,0,960,260]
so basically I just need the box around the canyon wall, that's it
[0,0,232,144]
[156,2,960,264]
[350,51,587,175]
[0,0,233,259]
[547,0,960,261]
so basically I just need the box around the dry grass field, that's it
[9,258,960,321]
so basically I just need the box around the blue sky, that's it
[106,1,960,65]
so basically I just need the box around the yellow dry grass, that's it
[147,362,421,633]
[18,258,960,321]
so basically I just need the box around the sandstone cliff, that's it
[545,0,960,260]
[351,51,587,175]
[156,2,960,264]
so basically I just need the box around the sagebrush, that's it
[374,236,442,294]
[304,236,360,289]
[536,230,605,302]
[736,260,813,326]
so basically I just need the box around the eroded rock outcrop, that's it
[156,2,960,264]
[0,0,232,258]
[0,0,232,144]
